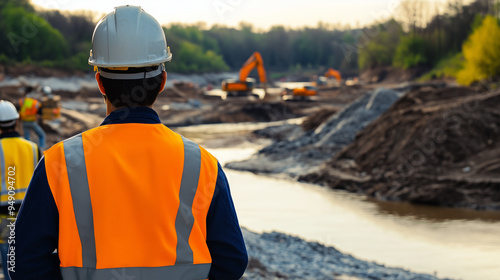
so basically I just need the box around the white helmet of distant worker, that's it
[0,100,20,127]
[88,5,172,69]
[42,86,52,96]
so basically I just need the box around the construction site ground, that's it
[225,83,500,211]
[0,67,495,279]
[1,76,497,211]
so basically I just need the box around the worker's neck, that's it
[104,100,153,115]
[0,129,17,135]
[105,100,117,115]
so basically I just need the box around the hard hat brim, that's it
[89,53,172,68]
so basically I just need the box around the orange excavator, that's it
[222,52,267,97]
[324,68,342,82]
[285,68,342,101]
[312,68,342,86]
[290,86,318,98]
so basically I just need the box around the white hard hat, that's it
[0,100,19,127]
[88,5,172,68]
[42,86,52,95]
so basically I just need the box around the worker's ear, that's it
[95,72,106,95]
[159,71,167,93]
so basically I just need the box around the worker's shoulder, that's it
[43,132,82,156]
[1,136,38,148]
[183,137,218,164]
[17,137,38,147]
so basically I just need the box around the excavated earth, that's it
[0,74,466,279]
[226,88,404,177]
[300,87,500,210]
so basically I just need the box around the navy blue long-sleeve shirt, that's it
[10,107,248,280]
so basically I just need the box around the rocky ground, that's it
[226,88,403,177]
[224,83,500,211]
[0,75,364,148]
[224,82,446,178]
[0,226,455,280]
[241,228,453,280]
[300,86,500,210]
[0,67,484,279]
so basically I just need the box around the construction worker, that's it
[11,5,247,280]
[41,86,53,97]
[0,100,40,280]
[18,87,46,149]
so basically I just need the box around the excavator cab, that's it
[292,85,318,97]
[222,52,267,98]
[222,78,256,96]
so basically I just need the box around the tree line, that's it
[358,0,500,85]
[0,0,499,85]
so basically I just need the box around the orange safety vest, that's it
[44,123,219,279]
[19,97,40,121]
[0,137,38,206]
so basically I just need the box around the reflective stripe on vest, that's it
[60,264,212,280]
[0,138,38,206]
[63,135,97,268]
[49,125,217,279]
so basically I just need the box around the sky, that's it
[30,0,466,30]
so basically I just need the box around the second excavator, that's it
[222,51,267,98]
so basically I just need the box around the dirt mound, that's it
[300,108,338,131]
[226,88,402,177]
[300,87,500,210]
[160,98,327,127]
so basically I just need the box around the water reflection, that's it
[174,122,500,280]
[368,197,500,223]
[207,147,500,280]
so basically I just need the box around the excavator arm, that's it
[222,51,268,95]
[325,68,341,82]
[239,52,267,84]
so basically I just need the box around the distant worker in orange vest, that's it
[18,86,46,149]
[0,100,41,280]
[10,5,248,280]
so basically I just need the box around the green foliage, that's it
[418,53,464,81]
[166,24,220,54]
[164,25,229,73]
[0,0,34,13]
[393,35,427,69]
[0,53,9,64]
[69,52,91,71]
[0,3,69,61]
[166,41,228,73]
[457,16,500,85]
[0,0,493,77]
[41,10,95,55]
[471,14,485,31]
[208,25,263,70]
[358,20,402,70]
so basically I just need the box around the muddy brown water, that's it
[207,146,500,280]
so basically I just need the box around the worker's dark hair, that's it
[24,86,34,95]
[0,122,16,132]
[99,66,164,108]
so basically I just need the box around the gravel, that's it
[227,88,403,177]
[242,228,454,280]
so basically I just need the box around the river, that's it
[207,146,500,280]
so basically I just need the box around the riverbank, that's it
[225,84,500,211]
[185,130,500,280]
[241,228,453,280]
[1,73,496,279]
